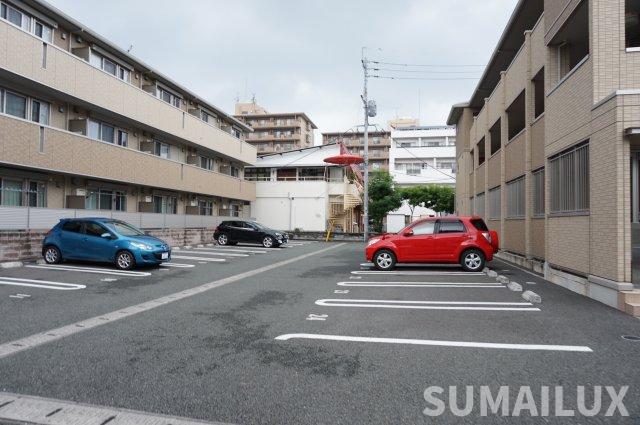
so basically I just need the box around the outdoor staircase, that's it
[619,290,640,317]
[325,182,363,241]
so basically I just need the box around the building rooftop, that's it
[253,143,341,168]
[235,112,318,129]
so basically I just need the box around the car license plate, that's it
[161,252,169,260]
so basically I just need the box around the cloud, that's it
[47,0,518,132]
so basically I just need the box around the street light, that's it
[361,49,377,242]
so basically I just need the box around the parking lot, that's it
[0,242,639,424]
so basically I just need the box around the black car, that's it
[214,220,289,248]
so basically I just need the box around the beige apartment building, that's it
[448,0,640,315]
[234,101,317,154]
[322,131,391,171]
[0,0,256,241]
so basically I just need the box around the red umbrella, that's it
[323,153,364,165]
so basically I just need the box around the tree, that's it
[368,171,402,233]
[399,185,455,216]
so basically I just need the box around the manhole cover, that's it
[621,335,640,341]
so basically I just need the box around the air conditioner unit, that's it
[73,188,86,197]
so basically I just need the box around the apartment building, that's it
[448,0,640,315]
[390,125,456,187]
[245,144,362,233]
[322,131,391,171]
[0,0,256,244]
[234,101,317,154]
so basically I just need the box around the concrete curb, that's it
[507,281,523,292]
[522,290,542,303]
[0,261,23,269]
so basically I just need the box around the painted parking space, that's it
[351,270,485,276]
[171,255,226,263]
[314,298,540,311]
[25,264,152,277]
[173,250,250,258]
[336,281,506,288]
[193,247,268,254]
[0,277,85,291]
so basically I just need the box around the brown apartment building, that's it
[322,131,391,171]
[448,0,640,315]
[234,101,317,154]
[0,0,256,252]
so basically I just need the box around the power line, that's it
[372,75,479,81]
[373,67,482,74]
[371,61,485,68]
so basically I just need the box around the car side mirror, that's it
[101,232,112,239]
[403,229,414,237]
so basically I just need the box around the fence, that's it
[0,206,226,230]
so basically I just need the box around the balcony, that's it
[0,115,255,201]
[246,120,301,130]
[0,20,256,165]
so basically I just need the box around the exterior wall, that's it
[505,132,526,181]
[455,109,475,214]
[504,219,526,255]
[0,21,256,166]
[251,181,328,232]
[0,115,255,201]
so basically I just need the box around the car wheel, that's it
[115,250,136,270]
[43,246,62,264]
[373,249,396,271]
[217,234,229,245]
[262,236,275,248]
[460,249,485,272]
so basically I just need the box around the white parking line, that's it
[337,281,506,288]
[160,263,196,268]
[351,270,484,276]
[274,334,593,353]
[315,298,540,311]
[26,265,151,277]
[171,255,226,263]
[195,247,267,254]
[174,250,249,257]
[0,243,345,359]
[0,277,85,291]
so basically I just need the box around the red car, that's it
[365,216,499,272]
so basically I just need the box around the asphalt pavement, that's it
[0,242,639,424]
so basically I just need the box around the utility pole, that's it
[361,48,370,242]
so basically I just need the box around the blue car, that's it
[42,218,171,270]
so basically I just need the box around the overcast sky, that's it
[48,0,518,134]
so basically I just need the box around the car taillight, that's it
[482,232,492,244]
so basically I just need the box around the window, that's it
[153,195,177,214]
[552,0,589,80]
[506,91,525,140]
[533,68,545,118]
[627,0,640,48]
[89,51,131,83]
[230,204,240,217]
[27,181,46,207]
[532,168,545,217]
[549,142,589,214]
[230,166,240,178]
[157,86,181,108]
[0,178,22,206]
[506,176,525,218]
[31,99,50,125]
[489,119,501,155]
[3,4,28,30]
[199,156,213,170]
[117,129,128,147]
[199,200,214,216]
[85,189,126,211]
[152,140,170,159]
[244,168,271,181]
[436,159,455,169]
[470,218,489,231]
[87,119,116,144]
[5,91,27,119]
[475,192,485,218]
[438,220,466,234]
[411,221,435,235]
[34,21,53,43]
[299,167,325,180]
[421,138,446,147]
[62,220,82,233]
[202,111,217,125]
[488,186,501,220]
[277,168,296,181]
[477,138,485,165]
[84,222,108,238]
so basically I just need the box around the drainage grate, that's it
[621,335,640,341]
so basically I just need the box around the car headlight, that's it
[130,242,153,250]
[367,238,380,247]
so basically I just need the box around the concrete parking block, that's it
[522,290,542,303]
[507,281,523,292]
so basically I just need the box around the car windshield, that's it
[107,221,146,236]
